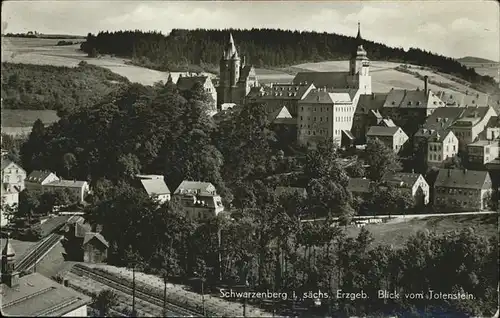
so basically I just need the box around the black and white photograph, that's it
[1,0,499,317]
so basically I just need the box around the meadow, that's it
[346,214,498,248]
[2,109,60,128]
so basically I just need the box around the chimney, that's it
[463,168,467,174]
[424,76,429,95]
[242,55,246,67]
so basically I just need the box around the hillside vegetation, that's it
[80,29,499,93]
[1,62,130,113]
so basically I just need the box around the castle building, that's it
[216,33,258,109]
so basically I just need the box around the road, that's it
[301,211,498,224]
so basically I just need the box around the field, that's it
[2,37,169,86]
[290,60,487,100]
[346,214,498,248]
[2,109,59,128]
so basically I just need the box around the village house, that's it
[1,235,91,316]
[267,106,296,126]
[62,218,92,261]
[25,170,60,191]
[1,159,26,193]
[434,168,493,212]
[379,77,445,137]
[448,106,497,150]
[366,126,409,153]
[426,130,459,168]
[43,180,90,203]
[173,181,224,220]
[351,93,389,144]
[1,160,26,226]
[83,232,109,264]
[380,172,430,207]
[216,33,258,109]
[347,178,374,197]
[467,140,500,166]
[481,115,499,140]
[176,75,218,114]
[135,174,171,204]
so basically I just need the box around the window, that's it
[17,176,22,182]
[314,117,317,121]
[320,117,323,122]
[301,107,304,111]
[453,145,456,151]
[438,155,441,161]
[300,116,303,120]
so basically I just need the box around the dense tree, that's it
[92,289,119,317]
[365,138,402,181]
[78,29,498,92]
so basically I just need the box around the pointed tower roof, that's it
[356,22,362,42]
[2,233,16,262]
[223,32,239,60]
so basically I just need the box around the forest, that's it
[11,81,499,316]
[80,29,498,92]
[1,62,129,112]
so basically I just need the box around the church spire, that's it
[224,32,239,60]
[356,22,362,42]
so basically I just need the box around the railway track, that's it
[70,264,202,317]
[15,233,62,273]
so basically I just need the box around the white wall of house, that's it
[62,305,88,317]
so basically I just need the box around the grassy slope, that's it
[346,214,498,248]
[2,109,60,127]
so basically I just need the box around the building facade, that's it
[25,170,60,191]
[135,174,171,203]
[174,181,224,219]
[434,169,493,212]
[380,172,430,206]
[427,130,459,167]
[297,89,355,147]
[83,233,109,264]
[467,140,500,165]
[43,180,90,203]
[449,106,497,150]
[1,160,26,193]
[366,126,409,153]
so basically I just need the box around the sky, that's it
[2,0,499,61]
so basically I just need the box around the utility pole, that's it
[201,277,206,317]
[163,274,167,317]
[132,266,136,316]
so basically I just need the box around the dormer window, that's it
[408,101,412,106]
[433,101,437,105]
[391,101,395,105]
[417,101,421,106]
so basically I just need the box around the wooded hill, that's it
[1,62,130,113]
[80,29,498,91]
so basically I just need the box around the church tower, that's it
[1,233,20,288]
[217,33,241,110]
[349,22,372,95]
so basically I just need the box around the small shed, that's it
[83,232,109,264]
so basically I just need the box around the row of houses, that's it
[348,168,494,212]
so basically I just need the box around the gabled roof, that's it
[383,89,443,109]
[292,71,351,89]
[26,170,56,183]
[1,159,24,172]
[420,107,464,131]
[381,172,423,188]
[174,181,216,195]
[75,222,91,238]
[176,76,210,91]
[366,126,401,137]
[275,186,307,197]
[435,169,491,190]
[356,93,388,114]
[140,179,170,196]
[1,272,91,317]
[427,129,455,142]
[347,178,372,193]
[45,180,87,188]
[451,106,495,126]
[485,116,499,128]
[83,232,109,248]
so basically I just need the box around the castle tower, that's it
[1,233,20,288]
[349,22,372,95]
[217,33,242,109]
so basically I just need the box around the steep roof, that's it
[45,180,87,188]
[383,89,443,109]
[292,71,351,89]
[347,178,372,193]
[83,232,109,248]
[300,89,352,104]
[1,159,23,173]
[435,169,491,190]
[176,76,209,91]
[1,272,91,316]
[140,179,170,196]
[239,65,255,80]
[255,83,313,100]
[366,126,401,137]
[356,93,388,114]
[427,129,455,142]
[451,106,494,126]
[381,172,422,188]
[174,181,216,195]
[421,107,464,130]
[26,170,57,183]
